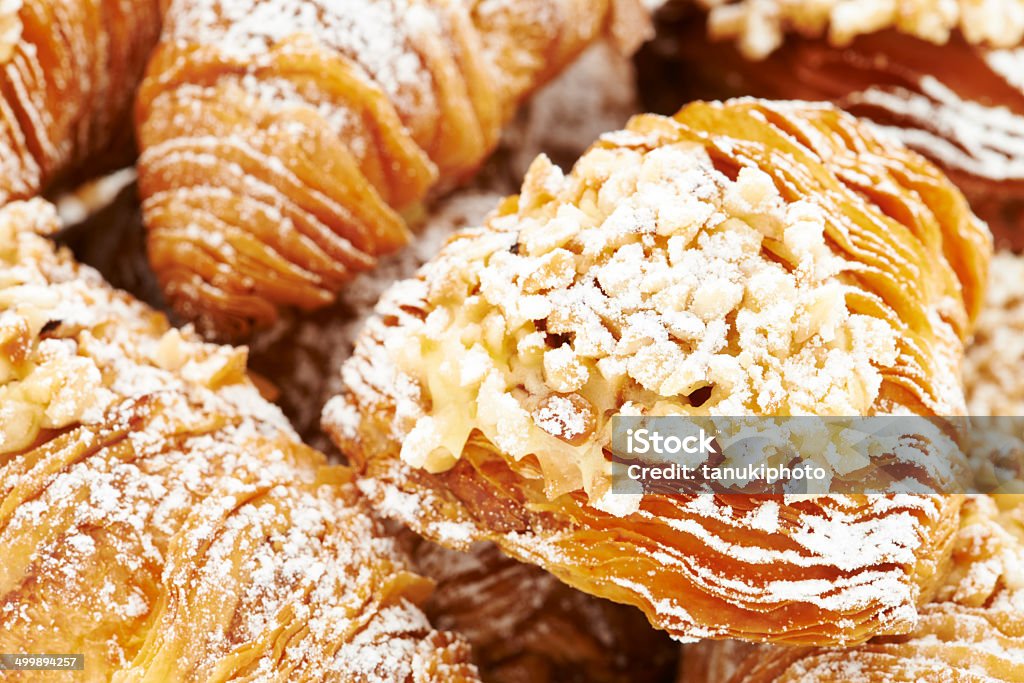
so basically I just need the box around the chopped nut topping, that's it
[533,393,597,445]
[702,0,1024,59]
[335,99,986,515]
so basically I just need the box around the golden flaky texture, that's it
[324,99,991,645]
[134,0,651,339]
[650,13,1024,251]
[0,0,162,201]
[680,494,1024,682]
[410,540,678,683]
[699,0,1024,59]
[0,200,479,682]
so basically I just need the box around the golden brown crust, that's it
[134,0,651,339]
[0,199,480,682]
[680,495,1024,682]
[0,0,162,202]
[324,99,990,645]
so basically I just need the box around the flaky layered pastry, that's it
[0,0,162,202]
[134,0,651,339]
[324,99,991,645]
[0,200,479,682]
[410,540,678,683]
[699,0,1024,58]
[653,13,1024,251]
[680,494,1024,682]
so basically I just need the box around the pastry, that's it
[246,189,505,448]
[0,0,162,202]
[411,540,679,683]
[244,36,643,443]
[965,252,1024,416]
[134,0,652,339]
[642,7,1024,250]
[697,0,1024,59]
[680,494,1024,682]
[676,640,755,683]
[0,199,479,681]
[960,253,1024,490]
[324,98,990,645]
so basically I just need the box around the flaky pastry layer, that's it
[0,0,162,201]
[680,494,1024,682]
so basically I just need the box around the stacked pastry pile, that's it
[4,0,1024,681]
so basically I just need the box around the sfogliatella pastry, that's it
[324,99,991,645]
[0,0,162,202]
[411,540,678,683]
[643,7,1024,250]
[680,494,1024,682]
[0,200,479,681]
[135,0,651,339]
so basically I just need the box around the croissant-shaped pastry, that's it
[0,200,479,681]
[409,539,678,683]
[134,0,651,339]
[646,9,1024,251]
[324,98,991,645]
[680,494,1024,682]
[0,0,162,202]
[698,0,1024,59]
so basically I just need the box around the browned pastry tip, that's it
[134,0,652,340]
[0,198,480,682]
[679,494,1024,682]
[0,0,162,202]
[324,98,990,646]
[645,9,1024,251]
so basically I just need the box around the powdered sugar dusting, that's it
[139,0,650,336]
[340,104,958,508]
[168,0,434,114]
[689,495,1024,681]
[850,73,1024,183]
[0,199,478,681]
[250,38,642,442]
[326,100,979,645]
